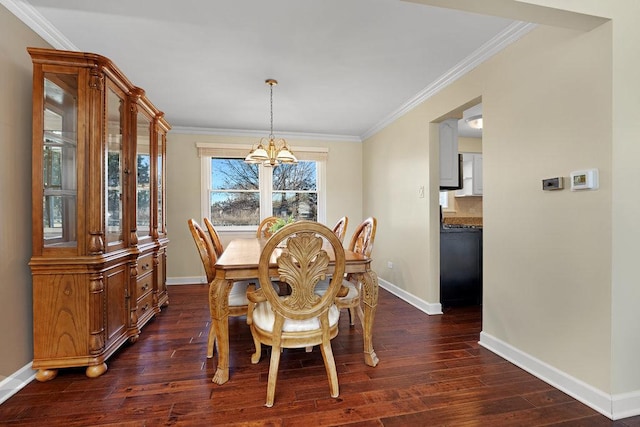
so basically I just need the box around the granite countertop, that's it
[442,216,483,227]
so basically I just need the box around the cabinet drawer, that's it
[136,272,153,300]
[136,288,154,319]
[138,253,153,275]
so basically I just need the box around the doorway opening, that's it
[439,101,483,309]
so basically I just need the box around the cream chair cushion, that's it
[252,298,340,333]
[228,280,251,307]
[229,280,281,307]
[315,278,359,300]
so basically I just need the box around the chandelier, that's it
[244,79,297,167]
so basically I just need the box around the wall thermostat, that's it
[570,169,599,191]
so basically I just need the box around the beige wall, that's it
[166,133,363,281]
[482,22,612,390]
[458,136,481,153]
[0,5,50,380]
[364,0,640,406]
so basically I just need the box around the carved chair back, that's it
[203,217,224,258]
[331,216,349,244]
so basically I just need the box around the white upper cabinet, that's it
[439,118,459,189]
[456,153,483,197]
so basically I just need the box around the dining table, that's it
[209,236,380,385]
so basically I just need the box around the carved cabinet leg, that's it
[85,363,108,378]
[35,369,58,382]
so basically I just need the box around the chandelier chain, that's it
[244,78,296,166]
[269,82,274,139]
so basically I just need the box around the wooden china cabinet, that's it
[28,47,170,381]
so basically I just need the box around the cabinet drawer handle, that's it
[141,263,150,271]
[141,283,149,292]
[140,303,149,312]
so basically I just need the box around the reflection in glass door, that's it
[106,87,124,245]
[136,113,151,238]
[43,74,78,247]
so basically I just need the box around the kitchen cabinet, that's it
[456,153,483,196]
[439,118,460,189]
[440,227,482,307]
[29,47,170,381]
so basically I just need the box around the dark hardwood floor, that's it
[1,285,638,426]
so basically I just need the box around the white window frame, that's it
[197,143,327,232]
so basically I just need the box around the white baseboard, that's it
[377,277,442,315]
[480,331,640,421]
[166,276,206,286]
[612,390,640,420]
[0,363,36,405]
[168,275,444,314]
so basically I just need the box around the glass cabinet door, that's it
[42,74,78,247]
[156,131,164,236]
[136,112,152,239]
[106,87,124,245]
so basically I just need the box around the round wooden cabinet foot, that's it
[85,363,108,378]
[35,369,58,382]
[129,334,139,344]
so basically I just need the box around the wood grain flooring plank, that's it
[0,285,635,427]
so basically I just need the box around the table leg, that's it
[360,270,379,367]
[209,277,233,385]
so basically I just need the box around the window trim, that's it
[198,143,327,231]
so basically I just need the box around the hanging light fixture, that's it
[465,114,483,129]
[463,103,483,129]
[244,79,297,167]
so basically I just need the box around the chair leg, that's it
[265,343,282,407]
[348,307,356,326]
[319,339,339,398]
[250,326,262,364]
[207,326,216,359]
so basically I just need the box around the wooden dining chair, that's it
[246,221,346,407]
[203,216,224,258]
[187,218,251,358]
[331,216,348,243]
[256,216,279,238]
[316,217,377,327]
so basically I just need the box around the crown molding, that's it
[170,126,362,143]
[360,21,537,140]
[5,0,535,143]
[0,0,78,50]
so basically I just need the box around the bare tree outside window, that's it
[209,158,318,226]
[272,162,317,220]
[210,159,259,226]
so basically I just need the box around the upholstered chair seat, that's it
[246,220,346,407]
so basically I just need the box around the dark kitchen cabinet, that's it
[440,227,482,307]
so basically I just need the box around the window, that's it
[199,143,327,231]
[439,191,449,208]
[271,162,318,220]
[209,158,260,227]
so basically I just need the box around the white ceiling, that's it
[4,0,533,140]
